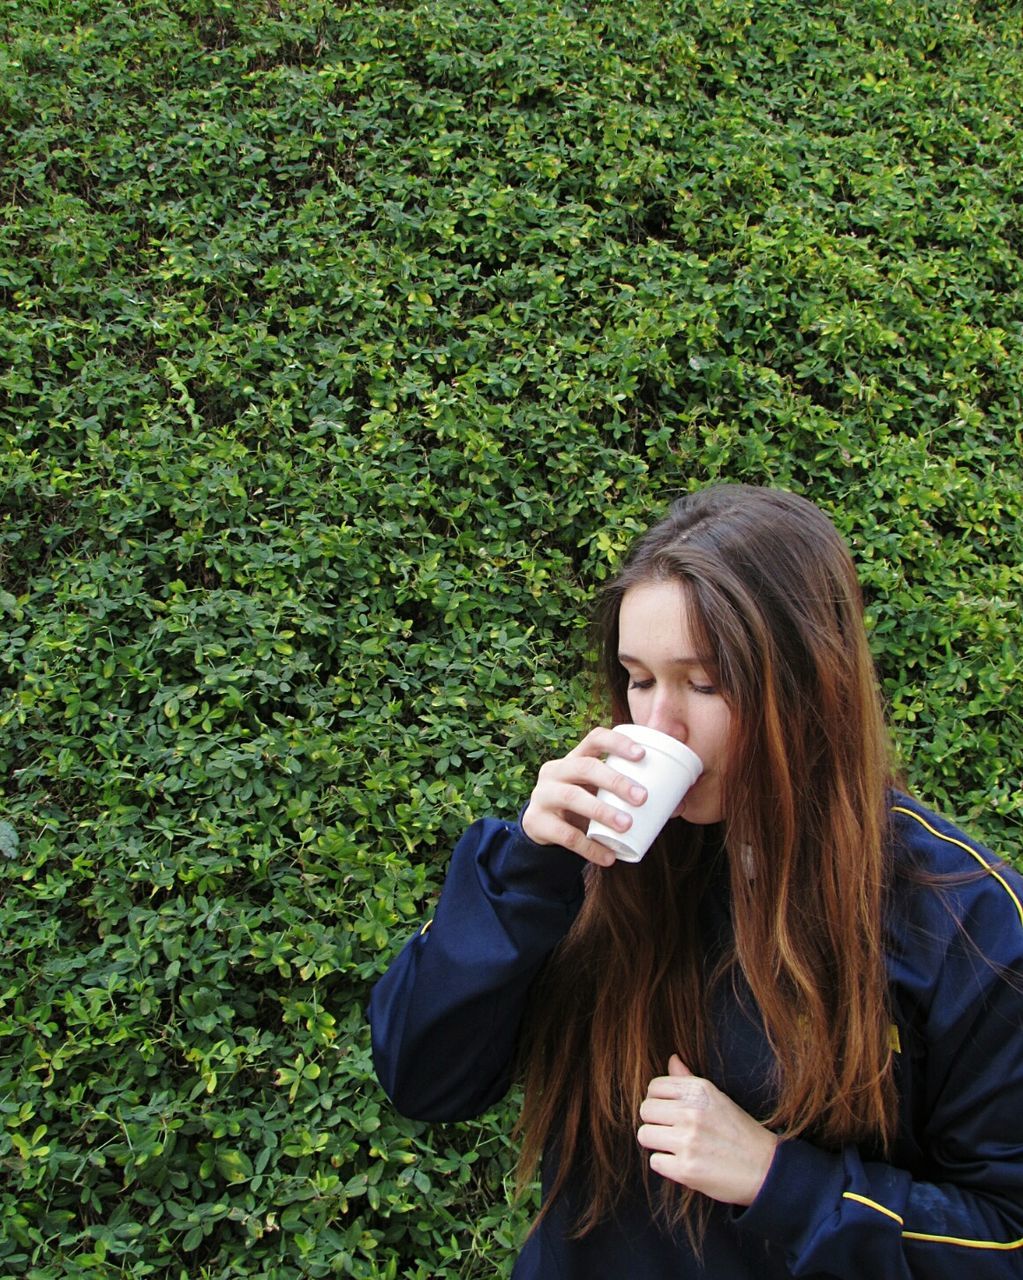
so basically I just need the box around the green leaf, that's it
[0,821,18,859]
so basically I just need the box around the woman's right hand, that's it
[520,726,648,866]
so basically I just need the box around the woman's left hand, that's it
[637,1055,779,1207]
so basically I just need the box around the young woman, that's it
[369,485,1023,1278]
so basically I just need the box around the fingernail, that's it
[614,811,631,831]
[630,784,646,803]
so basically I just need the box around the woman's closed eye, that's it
[628,677,718,696]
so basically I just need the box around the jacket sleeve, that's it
[734,855,1023,1277]
[367,817,585,1121]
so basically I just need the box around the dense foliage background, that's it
[1,0,1021,1274]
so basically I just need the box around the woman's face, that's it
[617,579,733,826]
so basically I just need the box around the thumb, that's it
[668,1054,693,1078]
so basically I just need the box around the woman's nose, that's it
[645,700,687,742]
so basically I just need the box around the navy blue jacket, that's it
[369,794,1023,1277]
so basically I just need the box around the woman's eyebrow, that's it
[618,651,713,667]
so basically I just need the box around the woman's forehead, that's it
[618,581,710,665]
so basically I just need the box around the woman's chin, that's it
[670,788,723,826]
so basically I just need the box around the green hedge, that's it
[1,0,1021,1275]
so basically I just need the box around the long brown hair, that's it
[517,485,897,1239]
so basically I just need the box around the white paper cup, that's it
[586,725,703,862]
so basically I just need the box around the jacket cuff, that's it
[479,810,585,903]
[733,1137,845,1254]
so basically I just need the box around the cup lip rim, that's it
[611,723,703,772]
